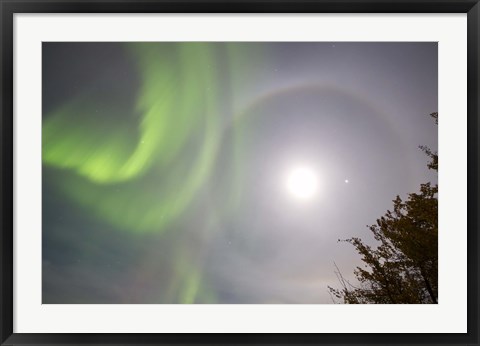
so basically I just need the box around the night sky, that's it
[42,42,437,303]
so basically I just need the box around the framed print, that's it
[1,1,479,345]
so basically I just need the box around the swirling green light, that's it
[43,42,266,304]
[43,43,221,233]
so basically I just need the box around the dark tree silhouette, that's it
[329,113,438,304]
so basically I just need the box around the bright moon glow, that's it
[286,166,319,200]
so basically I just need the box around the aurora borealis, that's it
[42,42,437,303]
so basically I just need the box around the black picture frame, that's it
[1,1,479,345]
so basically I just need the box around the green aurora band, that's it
[44,43,227,232]
[42,43,266,303]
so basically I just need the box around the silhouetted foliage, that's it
[329,112,438,304]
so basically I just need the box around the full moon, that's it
[286,166,319,200]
